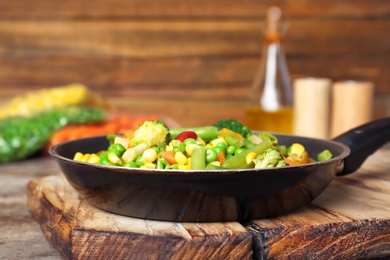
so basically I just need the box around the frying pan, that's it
[50,117,390,222]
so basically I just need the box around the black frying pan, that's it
[49,117,390,222]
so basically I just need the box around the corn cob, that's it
[0,83,110,119]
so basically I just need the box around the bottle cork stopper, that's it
[293,77,332,139]
[330,80,374,138]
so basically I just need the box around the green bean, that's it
[191,146,206,170]
[205,164,225,170]
[259,132,278,145]
[222,139,273,169]
[156,158,165,169]
[224,134,244,148]
[317,149,333,161]
[277,145,287,156]
[170,126,220,140]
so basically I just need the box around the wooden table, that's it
[1,144,390,259]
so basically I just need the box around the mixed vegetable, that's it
[0,106,107,163]
[73,119,333,170]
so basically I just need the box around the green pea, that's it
[183,138,197,146]
[227,145,236,155]
[108,143,126,157]
[171,140,185,153]
[151,146,161,154]
[206,148,218,163]
[99,152,109,165]
[234,147,246,155]
[124,161,137,168]
[214,146,227,157]
[215,142,228,153]
[135,156,144,167]
[165,164,179,170]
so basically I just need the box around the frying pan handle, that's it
[332,117,390,176]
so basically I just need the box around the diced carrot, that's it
[219,128,244,140]
[217,150,226,164]
[159,151,177,165]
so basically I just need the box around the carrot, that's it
[282,152,311,166]
[219,128,245,140]
[44,114,161,152]
[217,150,226,164]
[158,151,177,165]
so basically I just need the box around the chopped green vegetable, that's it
[222,139,274,169]
[253,147,288,168]
[170,126,220,141]
[317,149,333,162]
[213,119,252,138]
[191,146,207,170]
[0,106,106,163]
[132,120,170,148]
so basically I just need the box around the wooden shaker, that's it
[293,77,332,139]
[330,80,374,138]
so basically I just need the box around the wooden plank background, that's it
[0,0,389,127]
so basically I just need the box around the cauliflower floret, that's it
[132,120,170,148]
[253,147,288,168]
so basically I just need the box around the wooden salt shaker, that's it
[293,77,332,139]
[330,80,374,138]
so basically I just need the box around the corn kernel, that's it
[140,162,156,169]
[196,137,206,146]
[108,152,121,165]
[207,161,221,167]
[174,151,188,165]
[210,137,227,147]
[246,152,257,165]
[166,145,173,152]
[185,143,198,157]
[141,148,158,163]
[73,152,84,161]
[81,153,91,162]
[178,165,191,170]
[290,143,306,157]
[88,154,100,164]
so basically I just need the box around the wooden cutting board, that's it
[27,149,390,260]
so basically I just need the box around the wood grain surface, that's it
[24,147,390,260]
[0,0,389,126]
[27,175,252,260]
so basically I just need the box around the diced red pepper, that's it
[175,131,198,142]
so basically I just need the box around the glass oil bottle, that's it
[244,6,293,134]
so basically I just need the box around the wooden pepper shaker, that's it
[293,77,332,139]
[330,80,374,138]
